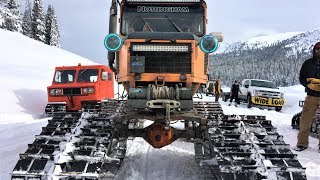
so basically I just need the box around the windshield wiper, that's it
[78,69,89,77]
[165,15,182,32]
[138,16,154,32]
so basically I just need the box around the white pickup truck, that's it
[222,79,285,111]
[239,79,285,111]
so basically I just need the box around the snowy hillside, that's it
[0,29,95,121]
[0,29,320,180]
[284,28,320,57]
[220,28,320,56]
[210,28,320,87]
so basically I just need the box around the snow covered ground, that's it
[0,29,319,180]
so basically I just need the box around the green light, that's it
[104,33,122,52]
[200,35,218,53]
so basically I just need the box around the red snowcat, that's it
[45,64,114,114]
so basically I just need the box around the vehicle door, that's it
[239,80,249,99]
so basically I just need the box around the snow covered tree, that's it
[49,14,60,47]
[45,5,60,47]
[0,0,8,28]
[22,0,32,37]
[31,0,45,42]
[4,0,22,32]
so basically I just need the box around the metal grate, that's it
[131,44,191,74]
[258,90,281,98]
[63,88,81,95]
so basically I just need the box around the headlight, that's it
[49,89,62,96]
[199,35,219,53]
[104,33,122,52]
[82,87,94,94]
[280,92,284,98]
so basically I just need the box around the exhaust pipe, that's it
[108,0,118,73]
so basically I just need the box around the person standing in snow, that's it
[213,78,222,102]
[295,42,320,152]
[229,80,241,107]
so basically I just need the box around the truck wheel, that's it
[275,106,282,112]
[247,95,252,108]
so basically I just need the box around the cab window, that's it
[77,69,99,83]
[54,70,76,83]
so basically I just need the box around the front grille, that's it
[131,43,191,74]
[63,88,81,95]
[258,90,281,98]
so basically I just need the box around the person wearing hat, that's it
[295,42,320,152]
[229,80,241,107]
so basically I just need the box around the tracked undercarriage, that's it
[12,100,126,180]
[12,100,307,180]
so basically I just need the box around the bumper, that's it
[251,96,285,107]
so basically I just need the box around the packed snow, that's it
[0,29,319,180]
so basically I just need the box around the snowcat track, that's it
[194,101,307,180]
[291,111,319,138]
[12,100,125,180]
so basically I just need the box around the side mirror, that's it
[244,85,249,88]
[101,72,108,81]
[209,32,223,42]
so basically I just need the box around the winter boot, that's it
[293,145,308,152]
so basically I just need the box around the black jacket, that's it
[231,84,240,95]
[299,42,320,97]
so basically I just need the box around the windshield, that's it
[121,4,205,36]
[251,80,277,89]
[54,70,76,83]
[77,69,99,83]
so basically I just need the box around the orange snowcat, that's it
[45,64,114,114]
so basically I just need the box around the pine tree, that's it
[45,5,60,47]
[22,0,32,37]
[31,0,45,42]
[0,0,6,28]
[2,0,22,32]
[50,14,60,47]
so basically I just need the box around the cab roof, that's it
[55,64,110,70]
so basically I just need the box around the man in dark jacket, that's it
[229,80,241,107]
[295,42,320,152]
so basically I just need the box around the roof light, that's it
[132,45,189,52]
[104,34,123,52]
[199,35,218,53]
[126,0,201,2]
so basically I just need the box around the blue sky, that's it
[21,0,320,64]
